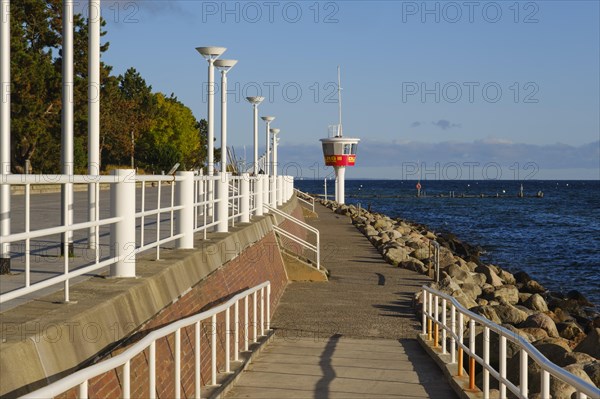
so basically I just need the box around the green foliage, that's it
[9,2,207,174]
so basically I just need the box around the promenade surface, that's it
[226,203,457,398]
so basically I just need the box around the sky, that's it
[95,0,599,180]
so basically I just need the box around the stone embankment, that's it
[318,199,600,398]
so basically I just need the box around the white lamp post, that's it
[1,0,11,272]
[196,46,226,176]
[260,116,275,175]
[214,59,237,233]
[270,128,281,206]
[87,0,101,250]
[246,96,264,175]
[62,0,74,256]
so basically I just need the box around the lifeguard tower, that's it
[320,67,360,205]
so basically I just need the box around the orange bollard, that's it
[469,356,476,390]
[434,323,439,348]
[457,347,463,377]
[427,319,432,341]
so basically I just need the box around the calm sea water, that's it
[295,179,600,306]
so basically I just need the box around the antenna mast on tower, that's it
[337,66,343,137]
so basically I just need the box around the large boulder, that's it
[521,279,546,294]
[383,246,410,266]
[400,258,427,274]
[471,305,502,324]
[475,264,504,287]
[566,290,594,307]
[498,269,516,285]
[373,218,392,231]
[574,328,600,359]
[560,351,597,367]
[550,364,595,399]
[460,283,482,301]
[583,362,600,388]
[557,321,586,342]
[446,264,473,284]
[523,294,549,313]
[493,303,529,325]
[493,285,520,305]
[520,313,560,338]
[533,337,572,364]
[452,289,478,310]
[520,327,549,341]
[411,247,430,261]
[364,225,378,237]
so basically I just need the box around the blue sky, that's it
[97,1,599,179]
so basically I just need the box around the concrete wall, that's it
[0,196,306,398]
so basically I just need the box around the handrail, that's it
[265,204,320,270]
[294,188,315,212]
[422,285,600,399]
[21,281,271,399]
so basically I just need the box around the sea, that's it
[295,179,600,307]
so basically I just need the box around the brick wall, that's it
[58,230,288,399]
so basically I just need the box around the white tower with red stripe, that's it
[320,67,360,205]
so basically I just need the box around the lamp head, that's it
[246,96,265,105]
[214,59,238,71]
[270,128,280,135]
[261,116,276,122]
[195,46,226,60]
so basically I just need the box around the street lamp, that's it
[260,116,275,175]
[196,46,226,176]
[246,96,264,175]
[214,59,238,174]
[213,59,237,233]
[270,128,281,205]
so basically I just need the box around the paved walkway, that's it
[226,204,457,398]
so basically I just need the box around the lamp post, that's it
[195,46,226,176]
[214,59,237,233]
[270,128,281,206]
[246,97,264,175]
[1,0,11,273]
[87,0,101,250]
[260,116,275,175]
[62,0,74,256]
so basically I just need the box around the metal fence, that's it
[422,285,600,399]
[20,281,271,399]
[0,172,294,305]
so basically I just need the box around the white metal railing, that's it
[21,281,272,399]
[0,174,120,304]
[422,285,600,399]
[294,188,315,212]
[265,204,320,270]
[0,172,293,304]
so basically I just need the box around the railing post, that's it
[499,335,506,399]
[442,298,447,354]
[469,319,476,391]
[458,312,464,377]
[217,171,228,233]
[483,326,489,398]
[451,304,456,363]
[255,175,264,217]
[434,295,439,348]
[422,288,427,335]
[176,171,195,249]
[241,173,250,223]
[263,174,269,213]
[520,348,528,396]
[276,176,283,206]
[270,176,276,208]
[266,283,271,330]
[110,169,136,278]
